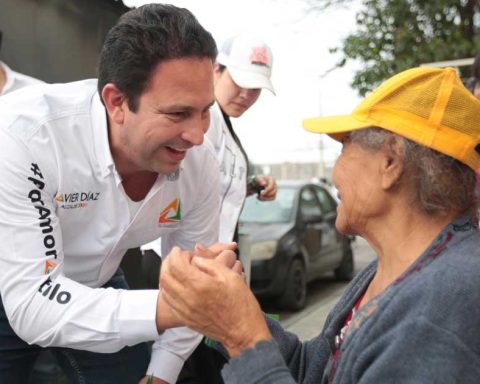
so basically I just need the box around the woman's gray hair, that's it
[347,127,477,216]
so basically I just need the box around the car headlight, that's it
[250,241,278,261]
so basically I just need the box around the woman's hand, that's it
[160,247,271,356]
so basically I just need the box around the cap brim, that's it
[228,67,275,95]
[302,114,371,142]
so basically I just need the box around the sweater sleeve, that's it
[221,316,331,384]
[222,340,298,384]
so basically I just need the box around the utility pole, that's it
[318,137,326,178]
[317,76,326,178]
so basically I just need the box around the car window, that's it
[299,188,322,218]
[240,187,296,223]
[313,185,337,214]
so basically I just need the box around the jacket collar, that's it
[90,91,116,180]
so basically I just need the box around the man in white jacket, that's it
[0,4,235,384]
[207,34,278,282]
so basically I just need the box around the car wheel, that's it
[335,242,354,281]
[278,258,306,311]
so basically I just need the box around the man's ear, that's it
[101,83,127,125]
[381,138,405,190]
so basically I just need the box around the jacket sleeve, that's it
[0,129,160,352]
[222,340,299,384]
[146,328,203,383]
[222,316,330,384]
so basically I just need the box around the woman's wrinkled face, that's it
[332,140,385,236]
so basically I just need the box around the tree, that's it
[308,0,480,95]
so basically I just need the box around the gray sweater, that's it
[222,214,480,383]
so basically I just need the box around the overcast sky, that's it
[124,0,362,165]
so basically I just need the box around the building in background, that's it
[0,0,128,83]
[254,161,333,182]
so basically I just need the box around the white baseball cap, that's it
[217,34,275,94]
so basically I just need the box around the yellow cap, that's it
[303,67,480,170]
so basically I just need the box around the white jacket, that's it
[0,80,219,383]
[206,102,248,242]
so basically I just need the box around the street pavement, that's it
[264,237,376,341]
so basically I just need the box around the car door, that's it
[298,186,329,277]
[312,184,343,268]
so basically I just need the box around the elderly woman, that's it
[158,67,480,383]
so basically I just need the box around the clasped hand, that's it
[159,242,271,357]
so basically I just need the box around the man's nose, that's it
[181,115,209,146]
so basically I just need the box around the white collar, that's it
[90,91,116,179]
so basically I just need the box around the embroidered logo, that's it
[55,191,100,210]
[45,260,58,274]
[158,198,182,224]
[249,47,270,67]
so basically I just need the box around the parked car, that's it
[238,180,354,310]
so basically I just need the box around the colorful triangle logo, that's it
[158,198,182,224]
[45,260,57,274]
[55,194,64,202]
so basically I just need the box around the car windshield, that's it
[240,186,296,223]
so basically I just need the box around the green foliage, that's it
[314,0,480,95]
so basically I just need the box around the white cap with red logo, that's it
[217,34,275,95]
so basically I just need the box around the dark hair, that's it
[97,4,217,112]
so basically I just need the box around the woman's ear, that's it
[380,137,405,190]
[101,83,127,125]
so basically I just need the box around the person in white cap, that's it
[208,34,277,272]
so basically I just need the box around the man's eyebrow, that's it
[155,101,215,113]
[155,104,193,113]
